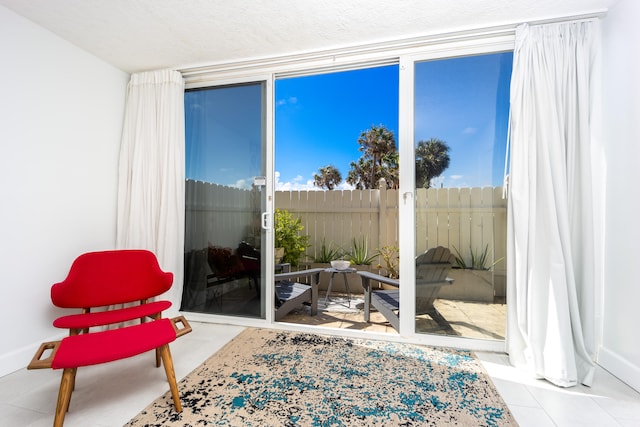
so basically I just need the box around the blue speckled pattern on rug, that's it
[125,328,518,426]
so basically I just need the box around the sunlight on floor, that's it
[280,294,506,340]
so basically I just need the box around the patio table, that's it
[324,267,357,305]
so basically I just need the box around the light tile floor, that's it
[2,322,639,426]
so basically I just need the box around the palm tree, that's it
[313,165,342,190]
[346,158,372,190]
[415,138,451,188]
[347,125,398,189]
[380,150,399,189]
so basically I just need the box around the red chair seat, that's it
[51,318,176,369]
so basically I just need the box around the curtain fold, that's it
[506,21,600,387]
[116,69,185,315]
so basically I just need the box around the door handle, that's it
[261,212,271,230]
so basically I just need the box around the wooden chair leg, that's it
[150,313,162,368]
[70,366,77,393]
[158,344,182,412]
[54,368,75,427]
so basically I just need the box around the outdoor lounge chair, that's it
[358,246,454,332]
[274,268,323,321]
[204,243,260,309]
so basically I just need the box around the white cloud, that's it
[275,171,316,191]
[276,180,318,191]
[233,179,250,189]
[431,176,446,188]
[462,127,477,135]
[337,182,355,191]
[445,175,492,189]
[274,170,355,191]
[276,96,298,106]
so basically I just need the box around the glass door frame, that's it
[397,41,513,353]
[183,73,278,328]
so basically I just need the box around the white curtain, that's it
[506,21,600,387]
[116,69,185,315]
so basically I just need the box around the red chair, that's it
[28,250,191,427]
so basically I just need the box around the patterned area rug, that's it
[126,328,518,426]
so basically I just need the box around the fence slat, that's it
[415,189,428,253]
[437,188,450,250]
[493,187,508,274]
[481,187,495,264]
[426,188,439,251]
[448,188,461,258]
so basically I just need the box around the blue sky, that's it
[276,52,512,190]
[413,52,513,188]
[185,84,264,188]
[275,66,399,190]
[185,52,512,190]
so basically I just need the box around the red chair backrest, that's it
[51,250,173,308]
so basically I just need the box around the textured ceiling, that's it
[0,0,620,73]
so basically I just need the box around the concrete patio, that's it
[279,293,507,340]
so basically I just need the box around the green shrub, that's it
[274,209,310,266]
[377,245,399,278]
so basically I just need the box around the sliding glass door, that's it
[178,41,512,348]
[404,52,512,341]
[181,82,267,319]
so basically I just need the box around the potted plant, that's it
[313,239,344,264]
[444,245,504,302]
[335,236,376,292]
[348,236,378,266]
[376,245,399,279]
[274,247,285,264]
[274,209,310,267]
[452,244,503,271]
[309,240,346,290]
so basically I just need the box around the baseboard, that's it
[0,333,66,378]
[598,346,640,393]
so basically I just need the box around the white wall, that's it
[0,6,129,376]
[599,0,640,392]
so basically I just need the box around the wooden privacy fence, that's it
[277,185,507,271]
[185,180,263,251]
[186,180,507,271]
[415,186,507,272]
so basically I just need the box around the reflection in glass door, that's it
[181,82,266,319]
[413,53,512,340]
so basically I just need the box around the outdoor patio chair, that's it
[205,243,260,308]
[358,246,454,332]
[27,250,192,427]
[274,268,323,321]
